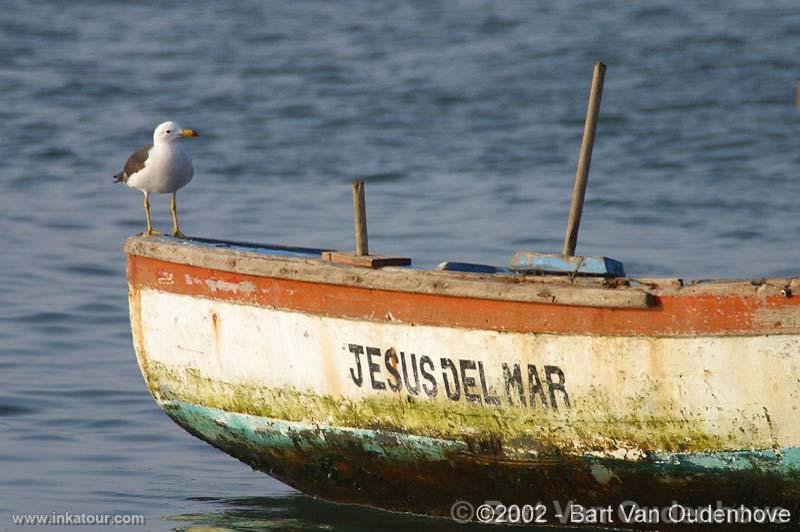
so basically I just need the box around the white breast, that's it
[127,144,194,194]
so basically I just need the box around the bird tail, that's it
[113,172,125,183]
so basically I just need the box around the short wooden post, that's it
[562,61,606,257]
[321,181,410,268]
[352,180,368,256]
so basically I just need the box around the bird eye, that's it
[166,130,171,134]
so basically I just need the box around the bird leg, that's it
[140,192,161,237]
[171,192,187,239]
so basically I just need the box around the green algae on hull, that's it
[146,360,742,458]
[161,398,800,522]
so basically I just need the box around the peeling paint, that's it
[205,279,255,295]
[590,463,616,485]
[184,273,202,285]
[755,302,800,332]
[156,271,174,286]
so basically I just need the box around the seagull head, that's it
[153,121,199,144]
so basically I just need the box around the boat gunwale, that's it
[124,236,799,308]
[125,236,656,309]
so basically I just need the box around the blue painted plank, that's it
[509,252,625,277]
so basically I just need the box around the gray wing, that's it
[113,145,152,183]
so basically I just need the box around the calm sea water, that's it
[2,1,800,530]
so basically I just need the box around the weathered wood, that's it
[562,61,606,257]
[125,236,800,301]
[629,278,684,289]
[352,180,368,256]
[322,251,411,269]
[124,236,654,308]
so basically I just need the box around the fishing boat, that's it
[124,63,800,525]
[125,234,800,520]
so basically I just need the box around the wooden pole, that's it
[562,61,606,257]
[323,180,408,267]
[352,180,369,256]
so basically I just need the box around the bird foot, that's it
[138,229,162,237]
[172,229,187,239]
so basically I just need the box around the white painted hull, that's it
[135,288,800,456]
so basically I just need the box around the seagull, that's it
[114,121,199,238]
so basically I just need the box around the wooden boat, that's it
[125,234,800,521]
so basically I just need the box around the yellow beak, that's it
[180,129,199,137]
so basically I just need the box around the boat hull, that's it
[162,399,800,518]
[125,237,800,522]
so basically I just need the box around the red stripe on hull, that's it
[127,255,800,337]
